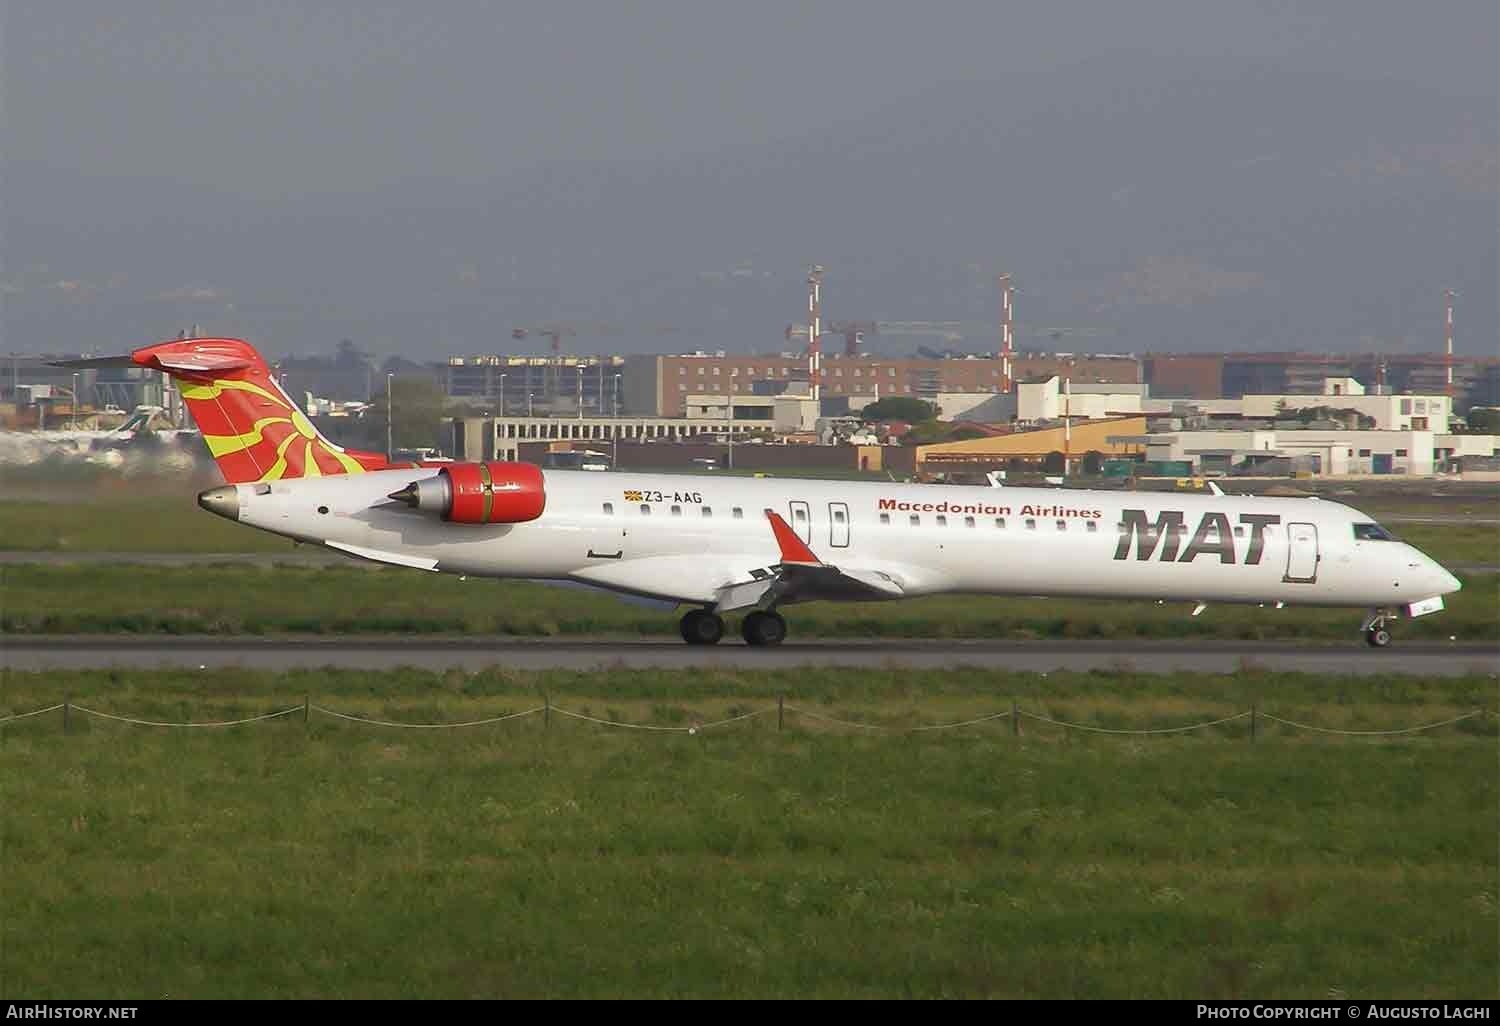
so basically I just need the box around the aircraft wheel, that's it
[742,610,788,647]
[1364,626,1392,649]
[679,609,724,646]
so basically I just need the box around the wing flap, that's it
[325,540,440,571]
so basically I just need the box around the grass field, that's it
[1,496,1496,564]
[3,562,1496,640]
[1,666,1495,999]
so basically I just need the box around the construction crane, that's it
[824,320,878,357]
[511,325,576,407]
[873,322,967,355]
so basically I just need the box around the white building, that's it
[683,393,820,433]
[1018,377,1146,422]
[1137,429,1458,476]
[1142,379,1453,432]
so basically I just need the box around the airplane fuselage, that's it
[209,468,1461,614]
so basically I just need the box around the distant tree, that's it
[1042,450,1067,474]
[901,419,952,445]
[1466,407,1500,433]
[946,424,989,442]
[860,397,939,422]
[371,376,449,452]
[334,338,368,368]
[1082,450,1104,475]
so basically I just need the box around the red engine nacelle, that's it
[388,461,546,524]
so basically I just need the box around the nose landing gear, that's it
[1361,609,1396,649]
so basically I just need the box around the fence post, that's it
[64,695,71,735]
[1011,699,1019,737]
[778,694,784,732]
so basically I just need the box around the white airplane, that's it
[62,338,1462,649]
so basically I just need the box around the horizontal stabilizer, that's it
[151,351,257,373]
[49,355,136,369]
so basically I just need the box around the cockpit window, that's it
[1353,523,1398,542]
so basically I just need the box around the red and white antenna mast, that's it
[1444,288,1456,400]
[998,273,1014,392]
[807,265,824,402]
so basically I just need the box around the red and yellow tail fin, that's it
[131,337,390,483]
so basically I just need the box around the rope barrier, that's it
[0,703,66,725]
[311,705,545,729]
[1257,709,1488,736]
[1018,709,1253,735]
[908,710,1015,732]
[782,705,888,731]
[693,708,775,731]
[70,704,304,728]
[547,706,697,732]
[0,702,1488,736]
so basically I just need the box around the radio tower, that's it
[998,273,1014,393]
[1444,288,1456,400]
[807,265,824,402]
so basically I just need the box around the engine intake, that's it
[388,462,545,524]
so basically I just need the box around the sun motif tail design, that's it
[130,337,391,483]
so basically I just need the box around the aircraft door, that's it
[1284,522,1319,583]
[788,500,812,545]
[829,502,850,548]
[586,500,626,560]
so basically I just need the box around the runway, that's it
[5,636,1496,676]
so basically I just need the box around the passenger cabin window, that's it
[603,502,614,515]
[935,515,947,527]
[1353,523,1398,542]
[909,514,920,527]
[1233,526,1244,538]
[994,517,1006,529]
[671,505,682,516]
[639,504,651,515]
[794,508,807,522]
[1025,518,1037,530]
[964,516,975,528]
[1056,520,1067,531]
[833,509,847,523]
[879,513,890,525]
[1086,521,1097,533]
[732,507,743,519]
[701,507,712,518]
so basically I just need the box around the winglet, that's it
[764,509,822,566]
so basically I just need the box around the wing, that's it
[712,510,907,613]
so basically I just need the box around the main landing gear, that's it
[679,608,724,646]
[1361,609,1395,649]
[677,608,789,647]
[741,610,788,647]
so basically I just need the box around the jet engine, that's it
[387,462,545,524]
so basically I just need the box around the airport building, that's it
[1143,352,1500,410]
[620,351,1141,418]
[1112,428,1500,477]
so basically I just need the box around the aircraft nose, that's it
[197,485,241,522]
[1439,567,1462,595]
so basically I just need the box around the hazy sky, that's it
[3,2,1497,357]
